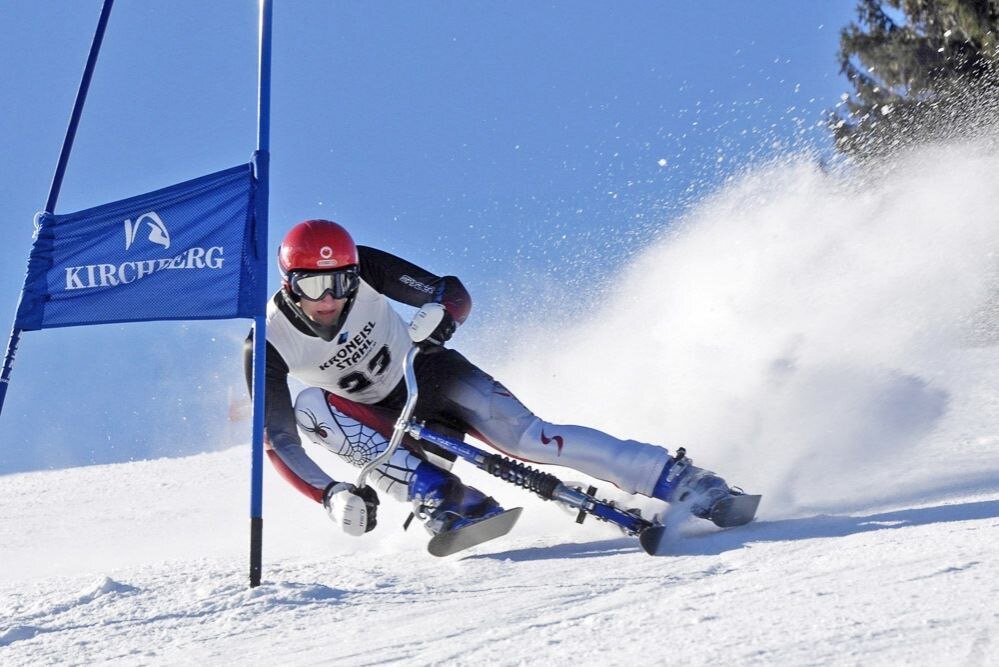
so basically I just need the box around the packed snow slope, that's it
[3,141,999,665]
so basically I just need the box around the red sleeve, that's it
[266,445,327,503]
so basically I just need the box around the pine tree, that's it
[833,0,999,155]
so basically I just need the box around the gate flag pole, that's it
[2,0,269,588]
[249,0,273,589]
[0,0,115,418]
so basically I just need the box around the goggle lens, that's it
[290,269,359,301]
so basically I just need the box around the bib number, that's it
[337,345,392,394]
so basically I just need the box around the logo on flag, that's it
[124,211,171,251]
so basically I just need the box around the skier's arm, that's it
[357,245,471,324]
[243,332,334,503]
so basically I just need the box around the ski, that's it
[708,493,761,528]
[638,525,670,555]
[638,493,762,555]
[427,507,523,557]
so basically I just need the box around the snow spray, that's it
[490,141,999,518]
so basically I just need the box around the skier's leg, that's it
[505,398,734,518]
[414,349,739,517]
[414,350,675,496]
[293,387,421,502]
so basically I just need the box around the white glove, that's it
[409,302,457,344]
[322,482,379,536]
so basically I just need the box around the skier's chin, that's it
[309,312,339,326]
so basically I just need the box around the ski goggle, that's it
[288,268,360,301]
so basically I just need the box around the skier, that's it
[245,219,739,545]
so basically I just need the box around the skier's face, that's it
[299,292,348,327]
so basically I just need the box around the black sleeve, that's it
[243,327,336,503]
[243,329,300,450]
[357,245,472,323]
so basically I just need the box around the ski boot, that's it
[652,448,760,527]
[408,462,521,556]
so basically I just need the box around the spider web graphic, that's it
[296,403,419,499]
[297,407,384,467]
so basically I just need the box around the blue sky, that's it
[0,1,858,473]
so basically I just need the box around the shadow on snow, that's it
[468,498,999,561]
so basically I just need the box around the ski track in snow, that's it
[4,141,999,665]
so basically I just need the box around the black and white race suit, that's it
[245,246,669,504]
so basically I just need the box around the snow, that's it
[3,141,999,664]
[1,450,997,665]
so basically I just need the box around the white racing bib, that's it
[266,280,414,403]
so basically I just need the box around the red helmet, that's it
[277,220,360,341]
[278,219,359,278]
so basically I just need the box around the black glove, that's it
[428,308,456,345]
[322,481,380,535]
[354,484,380,532]
[409,303,458,346]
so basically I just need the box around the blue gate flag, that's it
[15,164,261,330]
